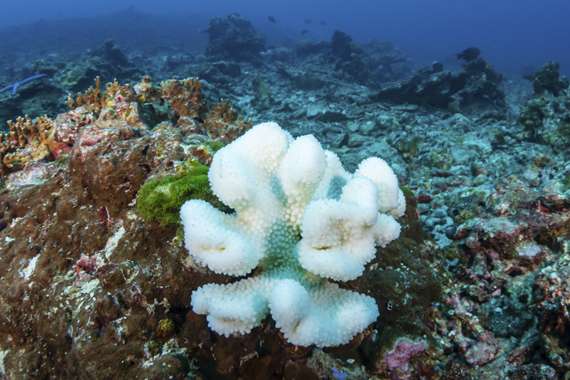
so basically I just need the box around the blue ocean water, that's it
[1,0,569,75]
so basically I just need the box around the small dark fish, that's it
[268,16,277,24]
[320,20,327,26]
[304,18,312,25]
[300,29,310,36]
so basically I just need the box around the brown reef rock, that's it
[0,78,438,379]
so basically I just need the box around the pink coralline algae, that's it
[384,338,427,375]
[74,254,98,281]
[464,332,499,366]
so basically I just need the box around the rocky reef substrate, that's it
[1,15,570,380]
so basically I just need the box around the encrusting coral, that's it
[180,122,405,347]
[0,115,59,175]
[203,101,251,142]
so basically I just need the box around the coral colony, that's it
[181,122,404,347]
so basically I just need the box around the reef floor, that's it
[1,15,570,380]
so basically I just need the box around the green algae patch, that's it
[136,160,223,226]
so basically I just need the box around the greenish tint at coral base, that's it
[136,159,224,226]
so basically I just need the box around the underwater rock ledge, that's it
[0,77,442,379]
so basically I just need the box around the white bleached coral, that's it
[181,122,405,347]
